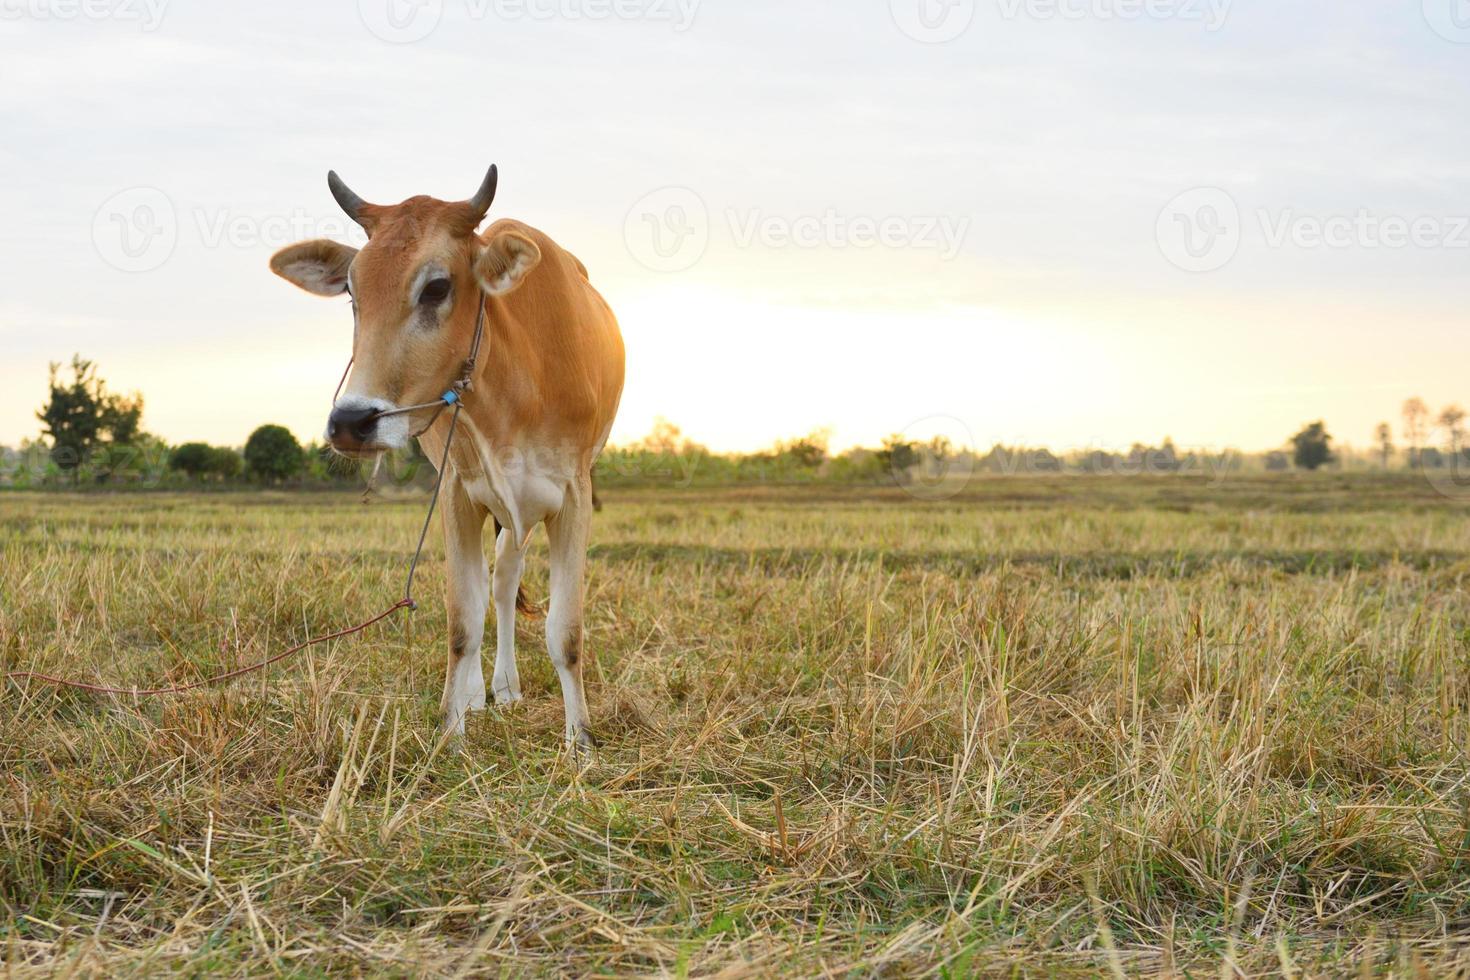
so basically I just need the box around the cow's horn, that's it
[465,164,499,223]
[327,170,370,224]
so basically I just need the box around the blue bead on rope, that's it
[442,390,459,405]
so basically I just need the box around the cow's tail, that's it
[492,518,543,619]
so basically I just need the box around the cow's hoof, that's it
[567,726,599,762]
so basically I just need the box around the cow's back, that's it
[479,219,625,454]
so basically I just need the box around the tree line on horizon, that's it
[15,356,364,488]
[4,356,1467,490]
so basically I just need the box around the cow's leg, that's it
[490,521,526,705]
[440,477,490,735]
[544,480,596,751]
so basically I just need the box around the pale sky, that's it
[1,0,1466,454]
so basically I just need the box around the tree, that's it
[35,355,145,479]
[1374,422,1393,470]
[771,430,829,469]
[173,443,242,481]
[1440,404,1466,459]
[244,425,305,482]
[208,447,243,480]
[170,442,214,479]
[102,393,143,446]
[171,443,243,481]
[876,435,919,483]
[1290,421,1335,471]
[1402,397,1429,466]
[1127,439,1181,474]
[639,418,688,455]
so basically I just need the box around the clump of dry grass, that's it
[2,476,1470,975]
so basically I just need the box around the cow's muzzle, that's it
[326,404,383,455]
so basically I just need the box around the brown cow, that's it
[269,166,624,747]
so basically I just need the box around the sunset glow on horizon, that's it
[2,1,1466,456]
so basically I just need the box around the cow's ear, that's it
[474,231,541,296]
[269,239,358,297]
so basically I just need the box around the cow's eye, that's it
[419,278,451,305]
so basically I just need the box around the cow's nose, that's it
[327,405,379,445]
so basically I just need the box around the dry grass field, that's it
[3,475,1470,976]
